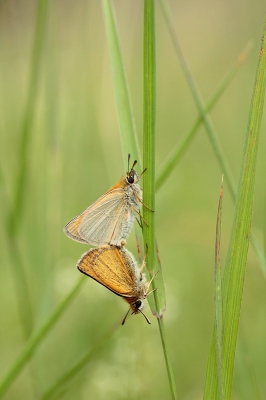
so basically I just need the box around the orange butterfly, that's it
[64,155,150,247]
[77,245,154,324]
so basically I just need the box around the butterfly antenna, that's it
[139,309,151,324]
[130,160,138,173]
[135,167,147,184]
[138,167,147,180]
[128,154,138,174]
[122,308,131,325]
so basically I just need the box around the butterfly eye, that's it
[135,300,142,309]
[127,176,134,184]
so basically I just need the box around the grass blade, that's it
[143,2,177,399]
[204,15,266,399]
[4,0,49,339]
[215,176,224,399]
[0,277,85,399]
[102,0,166,314]
[8,0,49,237]
[155,43,252,191]
[158,0,266,276]
[158,0,235,196]
[143,0,160,313]
[101,0,141,167]
[39,320,120,400]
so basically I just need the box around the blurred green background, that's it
[0,1,266,399]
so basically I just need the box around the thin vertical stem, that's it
[143,2,177,399]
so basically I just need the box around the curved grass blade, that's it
[39,320,120,400]
[4,0,50,339]
[159,0,266,276]
[8,0,49,237]
[155,43,252,192]
[204,15,266,399]
[0,277,85,399]
[158,0,235,196]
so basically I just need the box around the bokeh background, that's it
[0,1,266,399]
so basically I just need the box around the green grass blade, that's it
[250,232,266,278]
[158,0,266,276]
[8,0,49,236]
[264,191,266,257]
[143,0,158,311]
[155,43,252,191]
[0,166,34,338]
[101,0,141,167]
[0,277,85,399]
[39,320,120,400]
[158,0,235,198]
[102,0,166,312]
[143,2,177,399]
[157,318,178,400]
[204,15,266,399]
[5,240,34,337]
[0,165,8,213]
[4,0,49,339]
[215,177,224,399]
[143,0,166,321]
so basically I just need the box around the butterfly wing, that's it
[64,187,137,247]
[64,188,124,244]
[80,191,137,246]
[77,246,138,297]
[63,212,88,243]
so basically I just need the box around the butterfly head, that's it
[131,299,145,314]
[122,297,151,325]
[126,154,138,184]
[126,167,139,185]
[127,154,146,185]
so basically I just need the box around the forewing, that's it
[64,189,124,244]
[77,246,137,297]
[79,189,133,246]
[64,212,89,243]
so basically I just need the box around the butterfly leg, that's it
[146,270,159,294]
[142,201,154,212]
[139,254,147,274]
[135,214,143,228]
[135,191,154,212]
[135,208,148,227]
[146,287,157,297]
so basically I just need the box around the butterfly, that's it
[77,245,154,324]
[64,155,150,247]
